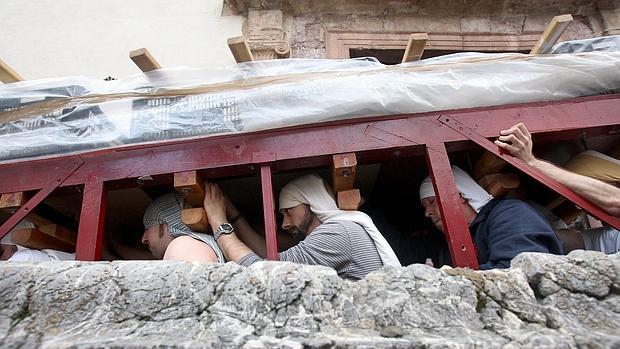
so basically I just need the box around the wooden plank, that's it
[129,48,162,72]
[174,171,205,206]
[478,173,520,197]
[337,189,362,210]
[332,153,357,192]
[11,228,75,253]
[181,208,209,232]
[23,213,53,228]
[260,165,279,261]
[530,14,573,54]
[39,224,77,246]
[0,192,31,211]
[472,151,507,180]
[75,179,106,261]
[0,58,23,83]
[401,33,428,63]
[227,36,254,63]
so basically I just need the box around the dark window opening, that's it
[349,48,530,65]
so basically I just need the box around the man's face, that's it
[141,224,173,259]
[421,196,444,232]
[280,204,314,240]
[0,244,17,261]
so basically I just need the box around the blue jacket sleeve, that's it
[479,201,561,270]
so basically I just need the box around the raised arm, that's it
[203,182,266,262]
[494,123,620,217]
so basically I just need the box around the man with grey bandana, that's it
[142,193,224,262]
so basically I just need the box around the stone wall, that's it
[0,250,619,348]
[224,0,620,59]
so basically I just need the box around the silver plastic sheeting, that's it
[1,41,620,162]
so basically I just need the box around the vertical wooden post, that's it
[0,57,23,83]
[260,165,279,261]
[129,48,162,72]
[75,179,106,261]
[174,171,205,206]
[425,143,479,269]
[401,33,428,63]
[529,14,573,54]
[227,36,254,63]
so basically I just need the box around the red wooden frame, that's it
[0,94,619,266]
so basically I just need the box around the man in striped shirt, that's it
[203,174,401,280]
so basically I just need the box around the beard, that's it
[288,207,315,241]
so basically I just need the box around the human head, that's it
[278,174,334,238]
[419,166,493,232]
[142,193,191,259]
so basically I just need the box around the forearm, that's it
[530,158,620,216]
[216,232,255,263]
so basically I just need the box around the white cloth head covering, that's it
[0,219,36,246]
[279,174,401,267]
[419,165,493,213]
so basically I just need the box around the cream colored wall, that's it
[0,0,243,80]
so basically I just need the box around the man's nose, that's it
[141,232,148,244]
[282,216,290,230]
[424,206,433,218]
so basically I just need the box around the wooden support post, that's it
[174,171,205,207]
[332,153,357,192]
[75,179,106,261]
[529,14,573,54]
[129,48,162,72]
[181,208,209,232]
[0,58,23,83]
[227,36,254,63]
[401,33,428,63]
[337,189,362,210]
[0,192,31,212]
[425,142,479,269]
[11,228,76,253]
[478,173,520,197]
[260,165,279,261]
[473,151,507,181]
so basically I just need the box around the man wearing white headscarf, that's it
[419,165,563,269]
[203,174,400,281]
[1,219,74,262]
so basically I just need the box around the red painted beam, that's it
[439,115,620,231]
[0,94,618,195]
[425,143,479,269]
[75,179,106,261]
[0,158,83,240]
[260,165,279,261]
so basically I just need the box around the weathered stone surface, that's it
[1,250,619,348]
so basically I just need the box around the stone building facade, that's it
[224,0,620,61]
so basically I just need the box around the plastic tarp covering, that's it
[1,37,620,162]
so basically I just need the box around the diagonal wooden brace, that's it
[0,157,84,241]
[438,115,620,231]
[425,142,479,269]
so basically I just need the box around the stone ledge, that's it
[0,250,618,348]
